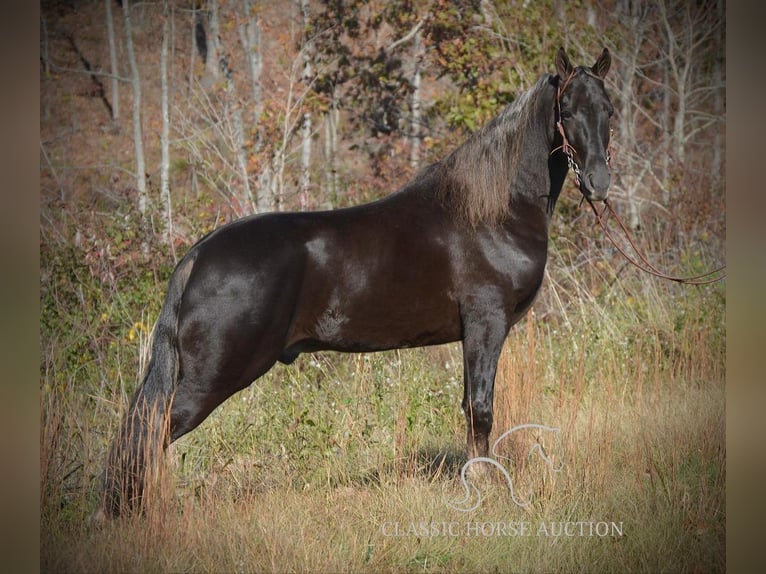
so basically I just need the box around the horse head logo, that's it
[447,424,563,512]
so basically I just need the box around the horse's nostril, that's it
[588,170,610,193]
[585,171,610,201]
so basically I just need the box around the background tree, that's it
[238,0,270,212]
[298,0,314,210]
[105,0,119,123]
[160,0,173,250]
[121,0,148,219]
[604,0,653,229]
[40,0,725,265]
[657,0,723,170]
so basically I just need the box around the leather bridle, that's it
[553,69,613,190]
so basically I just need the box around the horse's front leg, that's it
[461,311,509,460]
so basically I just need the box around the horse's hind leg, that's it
[167,344,283,444]
[167,291,293,443]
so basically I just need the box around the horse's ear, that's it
[555,47,573,80]
[592,48,611,79]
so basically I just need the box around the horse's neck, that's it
[508,128,559,218]
[545,150,569,219]
[509,81,561,218]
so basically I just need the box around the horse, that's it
[102,47,613,516]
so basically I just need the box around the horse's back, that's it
[285,190,465,353]
[174,188,462,360]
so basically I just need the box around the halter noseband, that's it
[553,70,613,189]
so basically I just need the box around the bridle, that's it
[553,70,726,286]
[553,69,613,190]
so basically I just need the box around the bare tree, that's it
[298,0,312,210]
[221,60,254,212]
[206,0,221,81]
[323,89,340,204]
[160,0,173,251]
[409,28,424,170]
[239,0,271,212]
[105,0,119,122]
[267,42,318,211]
[239,0,264,134]
[206,1,253,213]
[710,0,724,189]
[613,1,654,229]
[188,3,200,94]
[658,1,721,165]
[122,0,148,217]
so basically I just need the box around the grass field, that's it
[40,237,725,573]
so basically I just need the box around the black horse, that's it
[103,47,613,515]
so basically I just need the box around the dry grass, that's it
[41,252,724,573]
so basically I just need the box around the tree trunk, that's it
[662,63,671,203]
[239,0,264,129]
[711,0,724,189]
[298,0,312,210]
[221,59,253,213]
[323,96,339,205]
[122,0,148,218]
[257,163,274,213]
[299,109,312,210]
[189,4,197,94]
[409,29,423,170]
[615,1,647,230]
[105,0,119,122]
[241,1,272,213]
[618,43,638,229]
[673,74,687,165]
[206,0,221,81]
[330,97,339,202]
[160,0,173,250]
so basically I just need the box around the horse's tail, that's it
[101,252,197,517]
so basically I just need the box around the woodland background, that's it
[41,1,725,572]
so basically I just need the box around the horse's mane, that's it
[433,74,555,227]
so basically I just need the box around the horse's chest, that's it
[474,232,547,289]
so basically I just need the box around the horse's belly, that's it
[287,284,461,355]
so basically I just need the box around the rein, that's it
[586,199,726,285]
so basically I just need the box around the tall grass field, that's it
[40,231,724,572]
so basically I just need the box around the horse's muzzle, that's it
[582,167,610,201]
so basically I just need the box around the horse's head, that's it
[555,47,614,202]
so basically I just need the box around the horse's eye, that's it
[561,110,572,120]
[607,107,614,118]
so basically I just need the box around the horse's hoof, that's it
[465,459,492,483]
